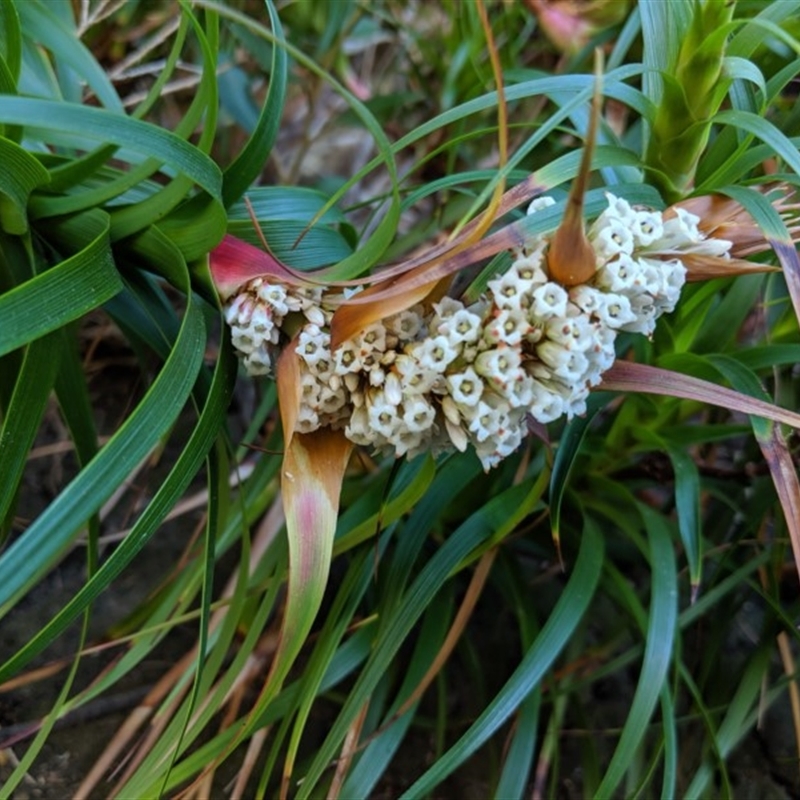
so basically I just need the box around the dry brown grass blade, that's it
[324,701,370,800]
[773,238,800,324]
[92,651,195,799]
[87,503,284,797]
[0,659,71,694]
[329,220,530,347]
[682,253,779,281]
[776,631,800,782]
[675,187,800,257]
[449,0,508,241]
[600,362,800,430]
[392,548,498,721]
[304,171,548,296]
[169,641,276,800]
[189,678,254,800]
[756,423,800,584]
[327,2,513,347]
[231,727,269,800]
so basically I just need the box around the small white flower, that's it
[487,271,530,310]
[619,294,658,335]
[544,314,594,352]
[386,307,426,341]
[318,385,346,415]
[447,367,484,407]
[465,398,501,443]
[444,416,469,452]
[631,210,664,247]
[256,283,289,316]
[652,207,702,250]
[566,392,588,418]
[530,382,566,424]
[344,372,361,393]
[637,257,687,309]
[595,253,643,293]
[345,406,372,445]
[333,341,362,374]
[249,304,273,335]
[495,425,524,457]
[432,297,466,320]
[474,346,523,390]
[505,373,537,408]
[592,218,635,260]
[595,293,637,329]
[243,347,272,376]
[369,367,386,387]
[300,371,321,402]
[354,322,387,354]
[411,335,459,371]
[227,293,255,327]
[384,371,403,406]
[303,304,327,327]
[296,325,330,367]
[537,341,589,383]
[231,327,257,355]
[393,355,438,394]
[368,391,401,438]
[601,193,637,225]
[437,307,483,345]
[569,285,605,316]
[530,282,569,320]
[296,404,320,433]
[441,395,463,426]
[394,429,425,458]
[509,255,548,288]
[402,396,437,433]
[483,308,530,346]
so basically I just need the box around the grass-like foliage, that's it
[1,1,800,797]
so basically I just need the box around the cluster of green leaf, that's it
[1,0,800,797]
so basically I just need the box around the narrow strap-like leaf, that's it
[399,519,605,797]
[0,210,121,357]
[0,136,49,234]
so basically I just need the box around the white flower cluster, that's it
[224,193,731,470]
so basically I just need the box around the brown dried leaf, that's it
[600,362,800,429]
[757,423,800,585]
[682,253,779,281]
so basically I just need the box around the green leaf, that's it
[493,687,540,800]
[0,135,49,234]
[635,429,702,587]
[0,332,61,533]
[221,0,287,208]
[639,0,692,107]
[550,391,614,543]
[399,518,604,797]
[0,0,22,85]
[713,108,800,176]
[0,210,121,357]
[683,646,773,799]
[17,0,123,110]
[595,506,678,797]
[0,229,206,623]
[0,97,222,199]
[296,473,541,798]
